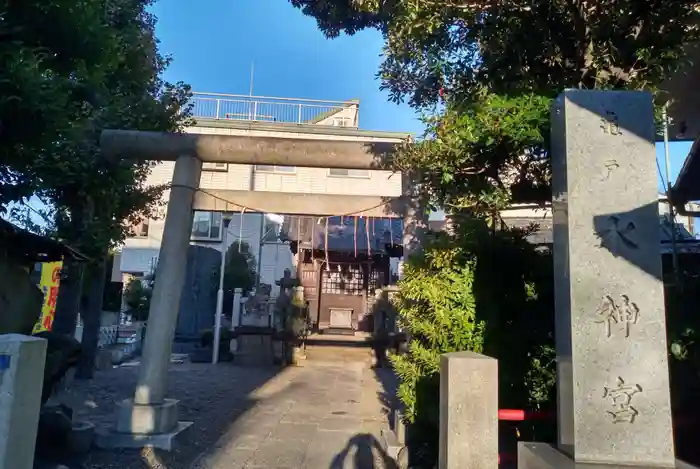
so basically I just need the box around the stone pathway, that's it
[55,347,397,469]
[192,362,397,469]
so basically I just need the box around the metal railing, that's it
[191,92,359,127]
[98,325,119,349]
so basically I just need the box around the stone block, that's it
[550,90,674,466]
[393,408,407,445]
[115,398,179,434]
[95,421,193,451]
[95,349,112,370]
[234,334,274,367]
[439,351,498,469]
[380,428,404,461]
[519,443,697,469]
[0,334,47,469]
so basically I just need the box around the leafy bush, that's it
[199,327,233,348]
[218,241,258,318]
[123,278,152,321]
[391,219,556,464]
[390,230,486,462]
[279,295,310,344]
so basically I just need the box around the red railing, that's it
[498,409,528,465]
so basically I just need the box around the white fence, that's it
[74,321,145,353]
[191,92,359,126]
[98,325,119,349]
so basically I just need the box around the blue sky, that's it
[656,141,693,192]
[150,0,423,134]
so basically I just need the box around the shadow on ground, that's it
[36,347,402,469]
[35,362,281,469]
[330,433,397,469]
[372,365,398,426]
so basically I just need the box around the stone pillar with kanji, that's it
[519,91,676,469]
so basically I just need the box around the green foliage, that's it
[291,0,699,107]
[1,2,193,333]
[199,327,233,349]
[395,93,551,209]
[224,241,257,295]
[390,220,556,463]
[389,229,485,456]
[123,278,152,322]
[292,1,699,463]
[472,224,556,412]
[216,241,258,317]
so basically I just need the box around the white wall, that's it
[120,247,160,275]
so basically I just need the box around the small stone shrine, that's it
[242,283,272,328]
[519,91,679,468]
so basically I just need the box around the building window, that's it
[202,162,228,172]
[255,165,296,173]
[328,168,370,178]
[191,211,223,240]
[135,220,149,237]
[332,117,353,127]
[261,215,284,243]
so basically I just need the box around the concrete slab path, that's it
[192,362,397,469]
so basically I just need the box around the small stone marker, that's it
[0,334,47,469]
[520,90,676,468]
[439,351,498,469]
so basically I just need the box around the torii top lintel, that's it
[100,129,398,170]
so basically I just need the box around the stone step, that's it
[303,345,373,365]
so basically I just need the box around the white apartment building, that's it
[118,93,410,295]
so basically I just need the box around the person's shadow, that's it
[330,433,398,469]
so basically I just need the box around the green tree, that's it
[1,0,192,378]
[390,228,485,462]
[123,278,153,322]
[290,0,699,106]
[394,92,551,211]
[221,241,258,317]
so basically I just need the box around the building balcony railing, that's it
[191,92,359,127]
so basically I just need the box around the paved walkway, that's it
[60,346,397,469]
[192,361,397,469]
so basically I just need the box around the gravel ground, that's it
[38,348,398,469]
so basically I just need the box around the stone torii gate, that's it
[96,129,426,448]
